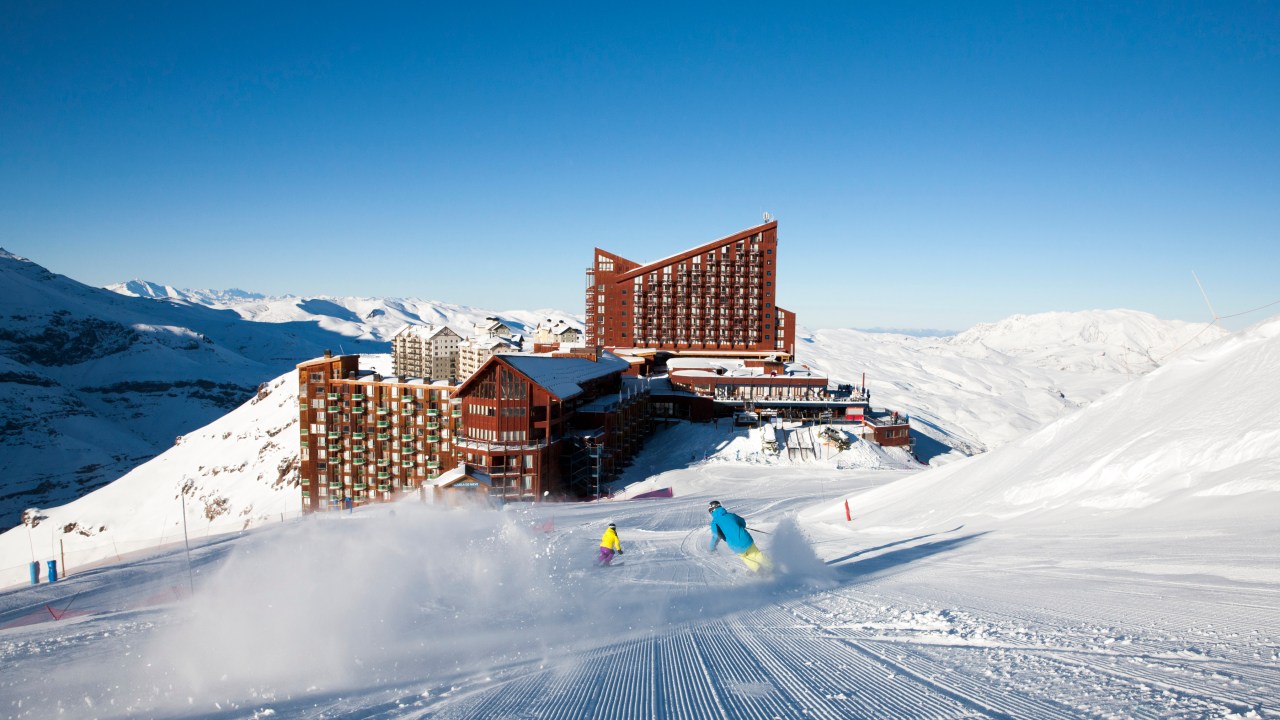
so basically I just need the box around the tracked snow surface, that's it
[0,316,1276,718]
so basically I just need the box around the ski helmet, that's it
[708,500,722,513]
[607,523,616,529]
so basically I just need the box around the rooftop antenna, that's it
[762,211,772,223]
[1192,272,1221,326]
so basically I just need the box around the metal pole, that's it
[181,480,195,595]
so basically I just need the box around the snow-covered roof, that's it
[430,466,493,489]
[394,324,459,340]
[502,352,629,401]
[665,357,821,379]
[463,335,520,351]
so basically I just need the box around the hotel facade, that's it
[585,220,796,358]
[297,348,651,511]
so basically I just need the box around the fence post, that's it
[844,499,851,522]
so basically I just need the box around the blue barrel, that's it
[29,561,39,585]
[46,559,58,583]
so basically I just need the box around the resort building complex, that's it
[297,218,912,512]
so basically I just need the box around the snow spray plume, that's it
[767,517,836,587]
[141,504,568,712]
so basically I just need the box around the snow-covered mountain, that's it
[1,256,588,532]
[107,279,584,344]
[798,310,1226,455]
[106,279,269,305]
[829,313,1280,544]
[0,251,389,529]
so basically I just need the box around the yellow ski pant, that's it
[738,544,773,573]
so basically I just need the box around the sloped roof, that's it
[394,324,460,340]
[431,466,494,488]
[501,352,629,401]
[613,220,776,282]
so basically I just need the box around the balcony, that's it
[426,459,440,469]
[353,458,366,466]
[401,433,415,442]
[352,406,365,414]
[353,482,367,491]
[377,406,389,415]
[328,393,339,401]
[327,444,341,452]
[426,409,439,417]
[299,401,309,409]
[376,420,390,428]
[427,435,440,443]
[377,432,390,440]
[377,472,390,480]
[402,460,414,468]
[327,405,340,413]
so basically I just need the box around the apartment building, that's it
[473,318,517,339]
[533,319,584,345]
[297,351,462,512]
[391,324,463,380]
[458,335,521,379]
[585,220,796,357]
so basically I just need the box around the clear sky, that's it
[3,2,1277,332]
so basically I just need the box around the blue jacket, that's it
[709,506,754,553]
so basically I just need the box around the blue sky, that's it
[3,2,1277,331]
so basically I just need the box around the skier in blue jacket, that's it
[707,500,772,573]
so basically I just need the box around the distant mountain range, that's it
[105,278,583,344]
[0,253,581,530]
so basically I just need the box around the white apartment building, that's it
[473,318,516,339]
[458,335,521,379]
[391,324,463,380]
[533,319,584,345]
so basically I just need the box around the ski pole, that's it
[747,527,772,535]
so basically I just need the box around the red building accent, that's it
[449,350,650,501]
[296,352,461,512]
[585,221,796,358]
